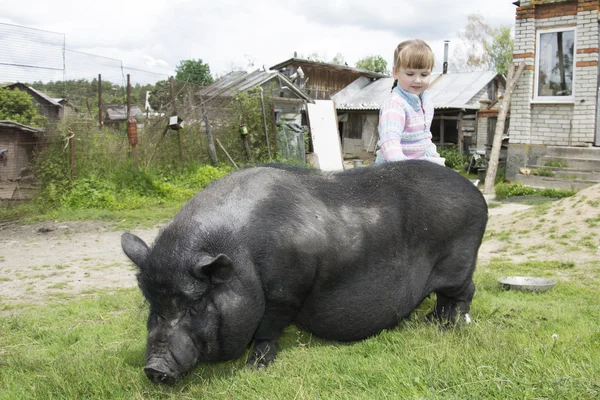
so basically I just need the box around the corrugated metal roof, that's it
[270,57,389,79]
[332,71,502,111]
[196,71,247,99]
[197,70,313,103]
[104,105,144,121]
[0,120,43,133]
[427,71,501,108]
[332,77,394,110]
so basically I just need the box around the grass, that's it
[545,160,569,168]
[1,260,598,399]
[0,200,184,229]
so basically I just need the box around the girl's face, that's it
[394,66,432,95]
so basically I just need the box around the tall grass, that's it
[1,259,598,399]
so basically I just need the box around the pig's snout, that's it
[144,366,178,385]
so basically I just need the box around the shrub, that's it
[532,167,555,177]
[438,145,467,171]
[495,182,576,200]
[64,176,119,209]
[545,160,569,168]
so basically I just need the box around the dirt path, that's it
[1,185,598,308]
[0,221,158,306]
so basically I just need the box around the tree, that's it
[450,13,514,75]
[355,55,389,74]
[485,26,514,75]
[175,59,214,86]
[331,53,346,66]
[0,88,45,127]
[148,80,171,112]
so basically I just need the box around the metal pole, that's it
[259,87,272,161]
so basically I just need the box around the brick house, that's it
[508,0,600,184]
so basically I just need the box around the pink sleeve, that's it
[377,100,407,161]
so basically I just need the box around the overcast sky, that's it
[0,0,517,81]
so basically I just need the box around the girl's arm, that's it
[377,100,407,161]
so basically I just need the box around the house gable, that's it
[270,57,388,100]
[511,0,598,146]
[5,83,63,120]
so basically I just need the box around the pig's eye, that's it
[189,298,207,316]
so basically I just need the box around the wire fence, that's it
[0,23,298,200]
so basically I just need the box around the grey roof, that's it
[0,120,44,134]
[105,105,144,121]
[332,77,394,110]
[427,71,503,109]
[5,83,62,107]
[270,57,389,79]
[332,71,503,111]
[197,70,313,103]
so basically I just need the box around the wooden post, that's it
[457,110,464,155]
[126,74,139,170]
[68,130,75,181]
[169,76,184,169]
[127,74,131,120]
[484,62,526,195]
[98,74,102,129]
[259,87,272,161]
[215,138,238,169]
[201,104,218,165]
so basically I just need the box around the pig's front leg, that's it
[246,301,299,368]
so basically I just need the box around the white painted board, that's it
[306,100,344,171]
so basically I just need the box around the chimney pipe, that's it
[443,40,449,74]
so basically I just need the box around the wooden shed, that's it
[270,57,387,100]
[0,120,42,200]
[331,71,506,160]
[5,83,63,120]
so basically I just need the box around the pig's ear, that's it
[121,233,150,268]
[191,254,233,284]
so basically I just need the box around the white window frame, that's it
[533,27,577,103]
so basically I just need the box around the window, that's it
[534,28,576,102]
[487,117,510,146]
[487,80,497,102]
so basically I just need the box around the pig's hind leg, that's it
[429,279,475,326]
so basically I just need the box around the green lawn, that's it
[1,259,598,399]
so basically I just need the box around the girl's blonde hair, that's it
[394,39,435,71]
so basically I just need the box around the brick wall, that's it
[508,0,599,177]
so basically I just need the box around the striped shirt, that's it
[376,86,443,165]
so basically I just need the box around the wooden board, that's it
[306,100,344,171]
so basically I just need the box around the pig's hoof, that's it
[246,355,275,369]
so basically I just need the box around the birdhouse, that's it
[169,115,184,131]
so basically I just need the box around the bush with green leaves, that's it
[495,181,576,200]
[545,160,569,168]
[0,87,46,127]
[438,145,468,171]
[532,167,555,177]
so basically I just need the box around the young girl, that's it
[375,39,445,166]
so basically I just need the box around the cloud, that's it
[0,0,517,82]
[143,55,169,68]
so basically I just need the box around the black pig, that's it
[121,160,488,384]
